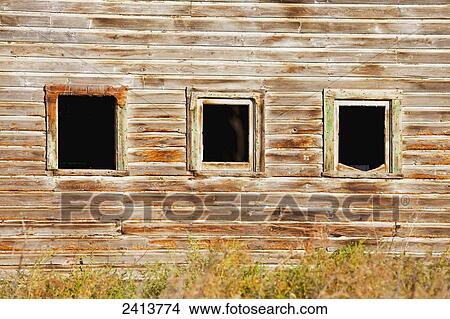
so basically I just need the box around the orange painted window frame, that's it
[44,84,128,174]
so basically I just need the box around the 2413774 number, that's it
[122,303,180,315]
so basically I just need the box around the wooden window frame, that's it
[188,90,265,176]
[323,89,403,179]
[44,84,128,176]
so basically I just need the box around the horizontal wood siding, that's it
[0,0,448,268]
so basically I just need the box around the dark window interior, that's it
[58,95,116,169]
[202,104,249,162]
[338,105,386,171]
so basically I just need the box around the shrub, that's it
[0,243,448,299]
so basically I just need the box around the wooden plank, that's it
[0,246,446,268]
[0,192,448,222]
[0,236,153,252]
[3,27,450,49]
[266,90,450,110]
[1,236,448,254]
[0,222,120,237]
[188,1,449,3]
[403,93,450,107]
[3,57,450,78]
[396,223,450,238]
[266,164,322,177]
[403,123,450,136]
[71,17,450,35]
[122,221,395,238]
[266,149,322,164]
[1,1,191,16]
[193,0,447,3]
[2,2,449,19]
[0,146,44,161]
[0,72,145,90]
[4,42,450,64]
[128,133,186,148]
[0,161,45,176]
[128,120,186,134]
[47,177,450,194]
[2,206,450,225]
[129,162,189,176]
[0,236,345,252]
[403,107,450,122]
[0,206,449,224]
[191,3,450,19]
[377,237,450,253]
[0,116,45,131]
[127,90,185,104]
[128,148,186,163]
[266,121,322,135]
[1,12,446,35]
[0,192,57,207]
[0,102,44,116]
[148,75,450,92]
[0,251,186,266]
[267,106,322,120]
[114,193,450,212]
[0,173,440,195]
[403,165,450,179]
[0,249,363,266]
[403,151,450,165]
[404,137,450,150]
[129,104,185,119]
[0,87,43,102]
[0,132,45,147]
[1,191,448,210]
[266,92,322,106]
[266,135,322,148]
[0,178,54,191]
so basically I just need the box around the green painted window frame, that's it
[323,89,403,178]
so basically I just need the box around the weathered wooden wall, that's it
[0,0,449,271]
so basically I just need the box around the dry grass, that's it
[0,243,448,299]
